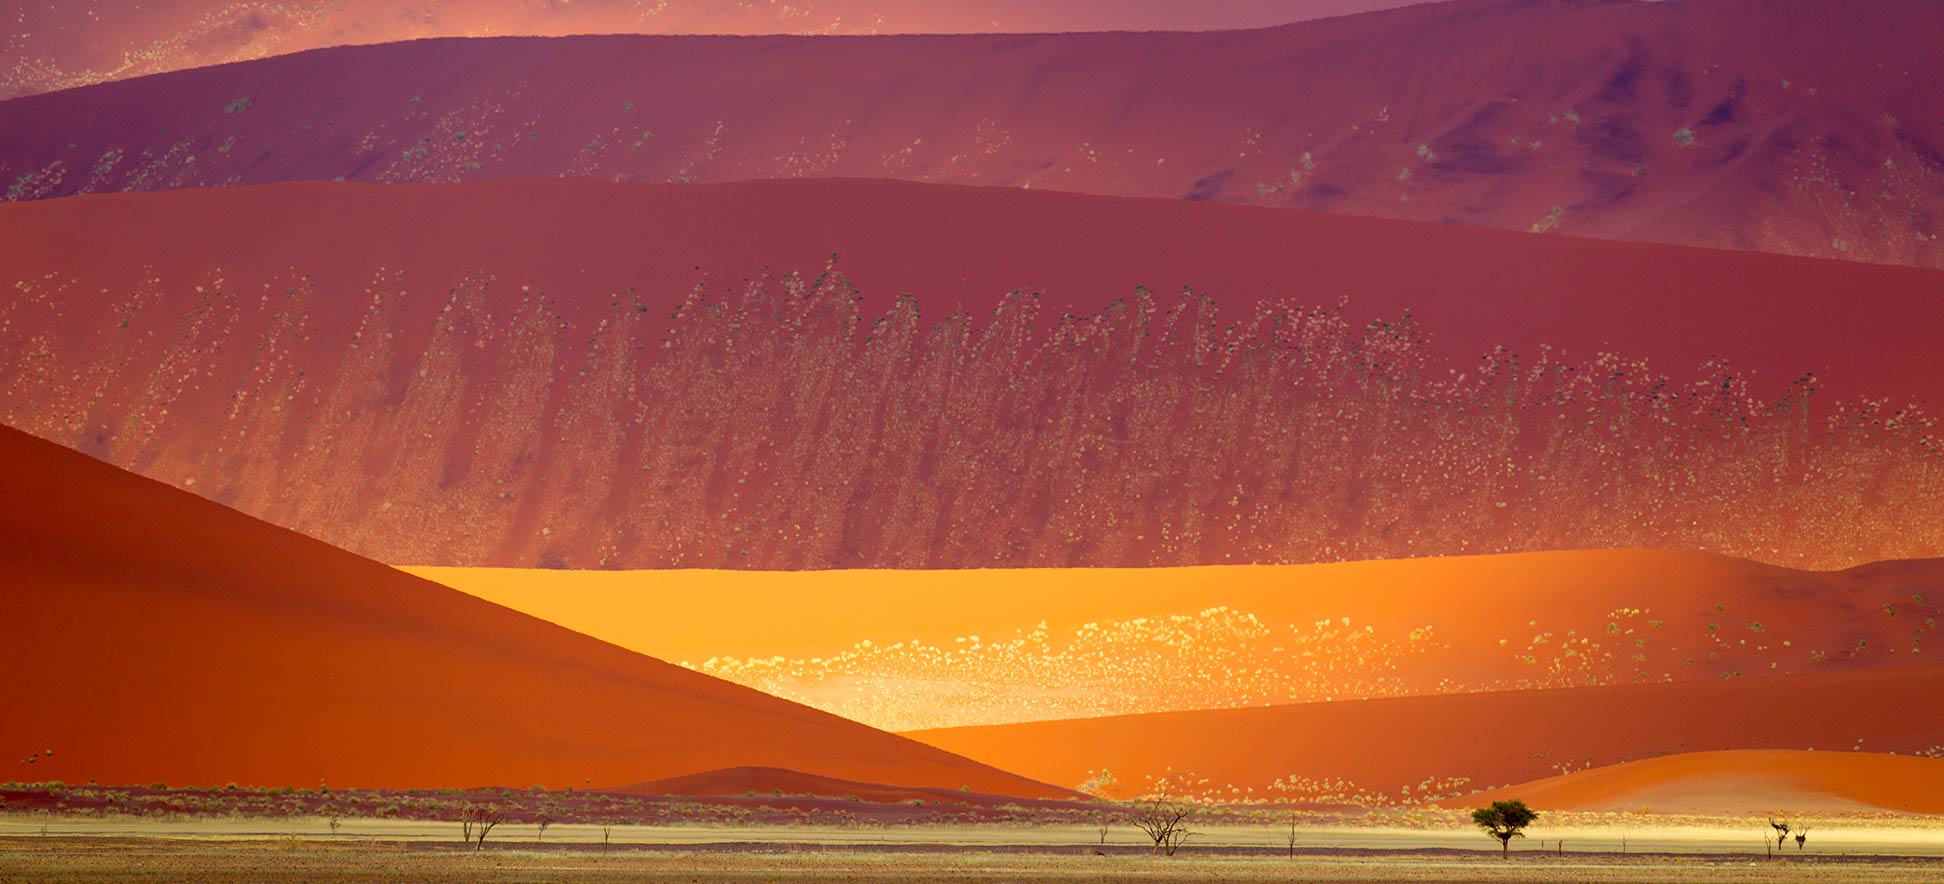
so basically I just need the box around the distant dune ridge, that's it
[0,1,1423,100]
[907,665,1944,805]
[0,424,1068,798]
[2,0,1940,266]
[2,179,1939,572]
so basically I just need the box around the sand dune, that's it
[617,766,1075,807]
[3,179,1940,573]
[412,551,1944,730]
[0,424,1064,797]
[1,1,1419,99]
[4,0,1941,265]
[907,666,1944,803]
[1451,750,1944,815]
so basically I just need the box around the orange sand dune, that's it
[412,552,1944,730]
[0,424,1064,798]
[907,666,1944,804]
[617,766,1067,807]
[1452,750,1944,816]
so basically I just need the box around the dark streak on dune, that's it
[1,178,1939,570]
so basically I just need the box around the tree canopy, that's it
[1472,799,1539,857]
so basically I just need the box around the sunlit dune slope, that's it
[1,0,1418,99]
[411,552,1944,731]
[0,424,1067,798]
[1449,750,1944,815]
[4,0,1941,265]
[3,179,1940,573]
[616,766,1081,808]
[906,665,1944,803]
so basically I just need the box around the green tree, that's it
[1472,799,1539,858]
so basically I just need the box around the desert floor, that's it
[3,838,1944,884]
[4,818,1944,883]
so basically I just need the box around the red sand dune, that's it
[908,665,1944,804]
[3,0,1941,266]
[0,1,1420,99]
[1,178,1939,570]
[416,551,1944,732]
[617,766,1073,808]
[0,424,1066,798]
[1452,750,1944,815]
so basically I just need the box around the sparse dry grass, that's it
[3,839,1943,884]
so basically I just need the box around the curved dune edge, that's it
[1447,750,1944,816]
[0,424,1067,799]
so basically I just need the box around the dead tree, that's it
[1795,828,1809,851]
[461,804,506,849]
[1133,798,1192,856]
[1768,817,1791,855]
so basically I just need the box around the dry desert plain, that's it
[5,819,1944,884]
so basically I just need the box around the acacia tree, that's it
[1133,797,1192,856]
[1768,817,1792,856]
[1472,800,1539,858]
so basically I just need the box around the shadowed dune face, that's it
[1,179,1939,571]
[1454,750,1944,815]
[3,0,1941,265]
[0,1,1423,100]
[413,552,1944,731]
[907,665,1944,804]
[0,424,1068,798]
